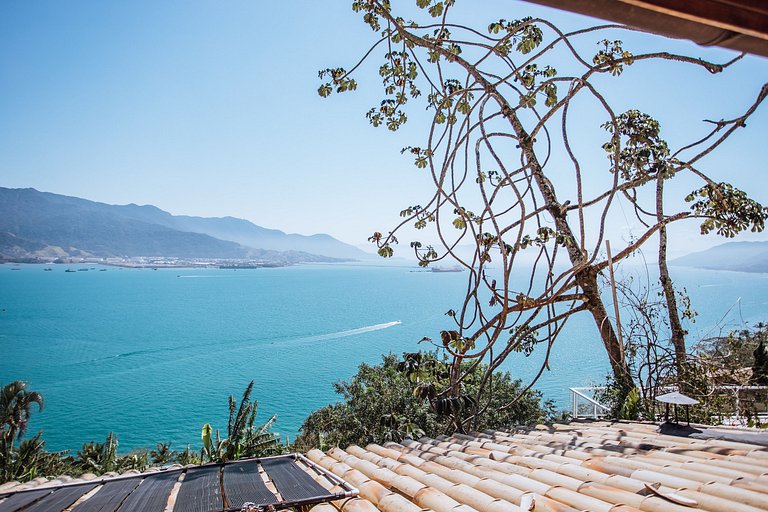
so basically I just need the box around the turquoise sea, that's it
[1,262,767,453]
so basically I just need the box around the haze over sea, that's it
[1,262,767,453]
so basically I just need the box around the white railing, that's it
[709,385,768,426]
[568,385,768,424]
[569,387,610,419]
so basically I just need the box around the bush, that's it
[598,323,768,424]
[294,352,553,451]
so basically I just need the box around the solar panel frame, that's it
[259,457,331,503]
[0,454,358,512]
[174,465,222,512]
[116,470,180,512]
[71,477,142,512]
[0,488,54,512]
[222,461,277,508]
[23,484,97,512]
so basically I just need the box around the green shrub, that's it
[294,352,553,451]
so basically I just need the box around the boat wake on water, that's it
[65,321,404,368]
[289,321,402,345]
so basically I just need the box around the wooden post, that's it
[606,240,625,365]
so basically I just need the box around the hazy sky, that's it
[1,1,766,256]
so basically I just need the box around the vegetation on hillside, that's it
[597,318,768,424]
[294,352,554,451]
[200,380,282,463]
[0,380,282,484]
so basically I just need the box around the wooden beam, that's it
[621,0,768,41]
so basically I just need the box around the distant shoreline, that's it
[0,259,293,270]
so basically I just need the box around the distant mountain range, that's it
[0,187,372,264]
[671,241,768,273]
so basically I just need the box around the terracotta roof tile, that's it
[309,421,768,512]
[3,421,768,511]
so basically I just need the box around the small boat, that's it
[65,269,76,273]
[44,268,53,271]
[431,265,464,273]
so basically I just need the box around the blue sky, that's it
[1,1,766,256]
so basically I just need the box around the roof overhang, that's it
[523,0,768,57]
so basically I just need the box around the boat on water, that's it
[44,268,53,271]
[65,269,76,273]
[431,265,464,273]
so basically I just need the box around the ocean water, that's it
[1,262,766,453]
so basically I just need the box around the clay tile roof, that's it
[305,420,768,512]
[3,421,768,511]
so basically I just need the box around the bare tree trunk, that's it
[656,178,687,384]
[510,114,634,396]
[577,266,634,391]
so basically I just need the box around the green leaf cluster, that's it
[201,381,282,463]
[401,146,433,168]
[317,67,357,97]
[351,0,391,31]
[518,227,571,250]
[686,182,768,237]
[487,17,543,55]
[593,39,634,76]
[426,79,475,124]
[515,64,558,109]
[509,326,540,356]
[602,109,671,182]
[415,0,454,18]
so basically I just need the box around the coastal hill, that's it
[672,241,768,273]
[0,187,370,263]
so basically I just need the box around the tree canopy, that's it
[295,352,552,450]
[319,0,768,426]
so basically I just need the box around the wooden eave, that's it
[524,0,768,57]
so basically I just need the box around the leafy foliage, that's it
[294,352,553,451]
[76,432,118,473]
[593,39,634,76]
[686,182,768,237]
[0,381,284,484]
[150,442,176,466]
[695,323,768,384]
[602,110,672,182]
[599,322,768,423]
[200,381,282,463]
[1,381,43,445]
[1,381,45,482]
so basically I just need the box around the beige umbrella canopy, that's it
[657,391,699,424]
[656,391,700,405]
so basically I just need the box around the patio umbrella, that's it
[657,391,699,424]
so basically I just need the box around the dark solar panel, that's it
[24,484,97,512]
[222,461,277,508]
[174,466,222,512]
[260,458,330,502]
[72,478,141,512]
[0,488,54,512]
[116,470,179,512]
